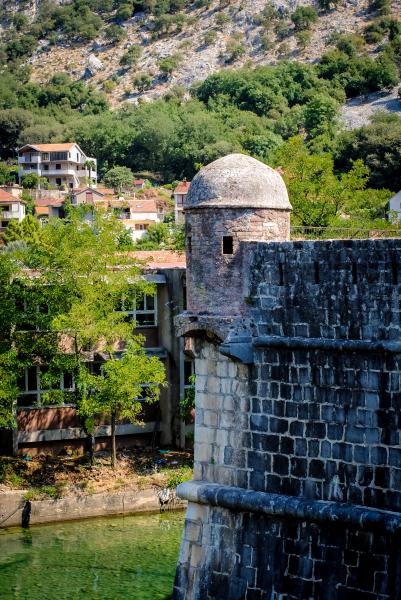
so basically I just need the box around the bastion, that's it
[173,153,401,600]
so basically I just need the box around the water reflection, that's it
[0,511,184,600]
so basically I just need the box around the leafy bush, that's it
[103,80,117,93]
[296,30,311,50]
[120,45,142,66]
[368,0,391,15]
[225,39,246,63]
[215,12,230,26]
[159,54,183,75]
[165,466,193,488]
[291,6,318,31]
[132,72,153,91]
[105,24,127,44]
[204,30,217,46]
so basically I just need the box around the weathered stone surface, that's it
[174,237,401,600]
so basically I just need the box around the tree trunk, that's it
[111,411,116,469]
[82,419,95,466]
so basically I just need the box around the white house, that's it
[17,143,97,190]
[123,198,162,240]
[0,188,26,231]
[174,180,190,223]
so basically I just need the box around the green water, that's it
[0,511,184,600]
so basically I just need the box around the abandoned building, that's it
[173,153,401,599]
[11,250,191,456]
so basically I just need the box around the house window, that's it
[135,294,157,326]
[42,153,49,161]
[116,293,157,327]
[56,178,62,186]
[1,221,9,228]
[135,224,148,231]
[222,236,233,255]
[56,164,61,170]
[86,192,93,202]
[44,165,49,171]
[17,366,75,407]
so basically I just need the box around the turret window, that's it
[222,236,233,255]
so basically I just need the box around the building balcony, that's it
[0,210,23,219]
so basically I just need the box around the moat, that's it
[0,510,185,600]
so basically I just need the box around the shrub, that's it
[260,33,273,51]
[215,12,230,26]
[368,0,391,15]
[105,24,127,44]
[165,466,193,489]
[296,30,311,49]
[225,39,246,63]
[204,30,217,45]
[274,21,290,40]
[103,80,117,93]
[291,6,318,31]
[120,45,142,66]
[132,72,153,91]
[159,54,183,75]
[116,3,133,22]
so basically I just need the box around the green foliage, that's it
[204,30,217,46]
[272,136,392,226]
[120,45,142,66]
[225,39,246,63]
[132,72,153,91]
[335,114,401,191]
[179,373,195,419]
[105,24,127,44]
[215,12,230,26]
[21,173,49,189]
[104,165,134,191]
[164,465,192,488]
[0,162,17,185]
[159,54,183,76]
[368,0,391,16]
[291,6,318,31]
[2,215,41,245]
[295,30,311,50]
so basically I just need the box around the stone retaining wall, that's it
[0,488,185,528]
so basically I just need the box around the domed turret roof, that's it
[185,153,291,211]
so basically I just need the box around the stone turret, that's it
[184,153,291,316]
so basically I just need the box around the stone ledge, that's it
[177,481,401,534]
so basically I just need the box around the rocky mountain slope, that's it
[1,0,400,110]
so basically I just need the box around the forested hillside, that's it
[0,0,400,229]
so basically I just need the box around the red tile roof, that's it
[19,143,76,152]
[134,179,145,185]
[129,251,186,270]
[128,199,158,213]
[35,198,65,207]
[35,206,49,216]
[0,189,16,203]
[174,181,190,194]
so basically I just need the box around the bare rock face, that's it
[87,54,104,75]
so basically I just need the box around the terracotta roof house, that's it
[123,198,163,240]
[17,143,97,190]
[174,180,190,223]
[0,188,26,231]
[34,197,66,220]
[13,251,190,456]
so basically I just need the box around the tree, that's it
[12,211,163,464]
[90,340,165,467]
[135,222,170,248]
[21,173,49,189]
[2,215,41,245]
[159,54,183,76]
[84,159,96,186]
[132,72,153,91]
[272,136,392,228]
[120,45,142,67]
[104,165,133,192]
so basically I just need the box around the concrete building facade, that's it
[173,154,401,599]
[17,143,97,190]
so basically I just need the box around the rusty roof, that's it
[129,251,186,270]
[0,189,16,202]
[174,181,190,194]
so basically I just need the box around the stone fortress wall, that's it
[172,155,401,600]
